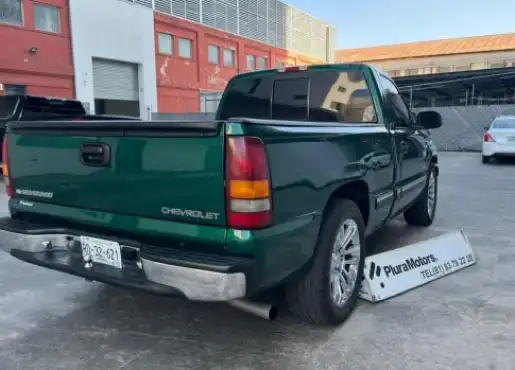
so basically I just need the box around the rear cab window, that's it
[217,68,379,124]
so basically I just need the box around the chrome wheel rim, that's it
[427,172,436,217]
[329,219,361,307]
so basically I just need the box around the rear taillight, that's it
[2,136,13,197]
[225,136,272,229]
[484,132,495,142]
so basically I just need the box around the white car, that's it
[482,115,515,163]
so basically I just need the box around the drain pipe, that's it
[228,299,278,321]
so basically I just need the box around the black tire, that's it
[285,198,366,326]
[404,166,437,226]
[482,155,491,164]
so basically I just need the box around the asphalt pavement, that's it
[1,152,514,370]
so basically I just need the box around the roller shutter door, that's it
[92,58,139,101]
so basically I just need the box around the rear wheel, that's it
[482,155,491,164]
[285,199,365,326]
[404,166,437,226]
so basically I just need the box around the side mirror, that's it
[416,110,442,129]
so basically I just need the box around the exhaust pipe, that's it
[228,299,278,321]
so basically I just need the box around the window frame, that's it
[377,72,411,127]
[0,0,23,26]
[157,33,173,55]
[208,44,220,65]
[178,37,193,59]
[246,54,256,71]
[33,2,61,33]
[257,56,268,70]
[223,48,236,67]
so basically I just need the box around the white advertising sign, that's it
[360,230,476,302]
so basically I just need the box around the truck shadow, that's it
[3,280,344,369]
[366,219,446,255]
[2,222,444,368]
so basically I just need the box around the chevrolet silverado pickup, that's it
[0,64,442,326]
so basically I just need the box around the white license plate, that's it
[80,236,122,269]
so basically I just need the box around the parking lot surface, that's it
[0,152,514,370]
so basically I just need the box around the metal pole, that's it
[465,90,468,106]
[409,86,413,109]
[471,84,475,105]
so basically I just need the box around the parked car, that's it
[482,115,515,163]
[0,64,442,326]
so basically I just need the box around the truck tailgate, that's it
[7,120,227,227]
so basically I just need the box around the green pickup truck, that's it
[0,63,442,326]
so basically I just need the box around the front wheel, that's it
[404,166,438,226]
[285,198,366,326]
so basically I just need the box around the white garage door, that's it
[92,58,139,101]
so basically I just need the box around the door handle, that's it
[80,143,111,167]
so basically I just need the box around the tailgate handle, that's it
[80,143,111,167]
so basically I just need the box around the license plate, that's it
[80,236,122,269]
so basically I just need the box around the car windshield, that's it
[493,118,515,129]
[0,96,19,120]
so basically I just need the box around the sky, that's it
[286,0,515,50]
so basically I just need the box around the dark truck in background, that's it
[0,95,138,168]
[0,64,442,326]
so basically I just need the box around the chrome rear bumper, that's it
[0,224,248,302]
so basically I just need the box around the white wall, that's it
[69,0,158,119]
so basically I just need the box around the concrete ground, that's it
[0,152,514,370]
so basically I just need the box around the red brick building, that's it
[0,0,74,98]
[154,13,323,113]
[2,0,335,117]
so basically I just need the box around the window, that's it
[217,76,274,120]
[310,71,377,123]
[0,96,19,119]
[272,78,309,120]
[179,38,193,58]
[388,70,401,77]
[246,54,255,70]
[218,70,379,124]
[276,60,285,68]
[34,3,60,33]
[405,68,419,76]
[224,48,235,67]
[257,56,268,70]
[5,84,26,95]
[454,65,470,72]
[208,45,219,64]
[158,33,173,54]
[437,66,451,73]
[0,0,22,25]
[490,61,506,69]
[379,75,410,125]
[493,118,515,129]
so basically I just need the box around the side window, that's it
[309,71,378,123]
[272,78,309,120]
[379,75,410,125]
